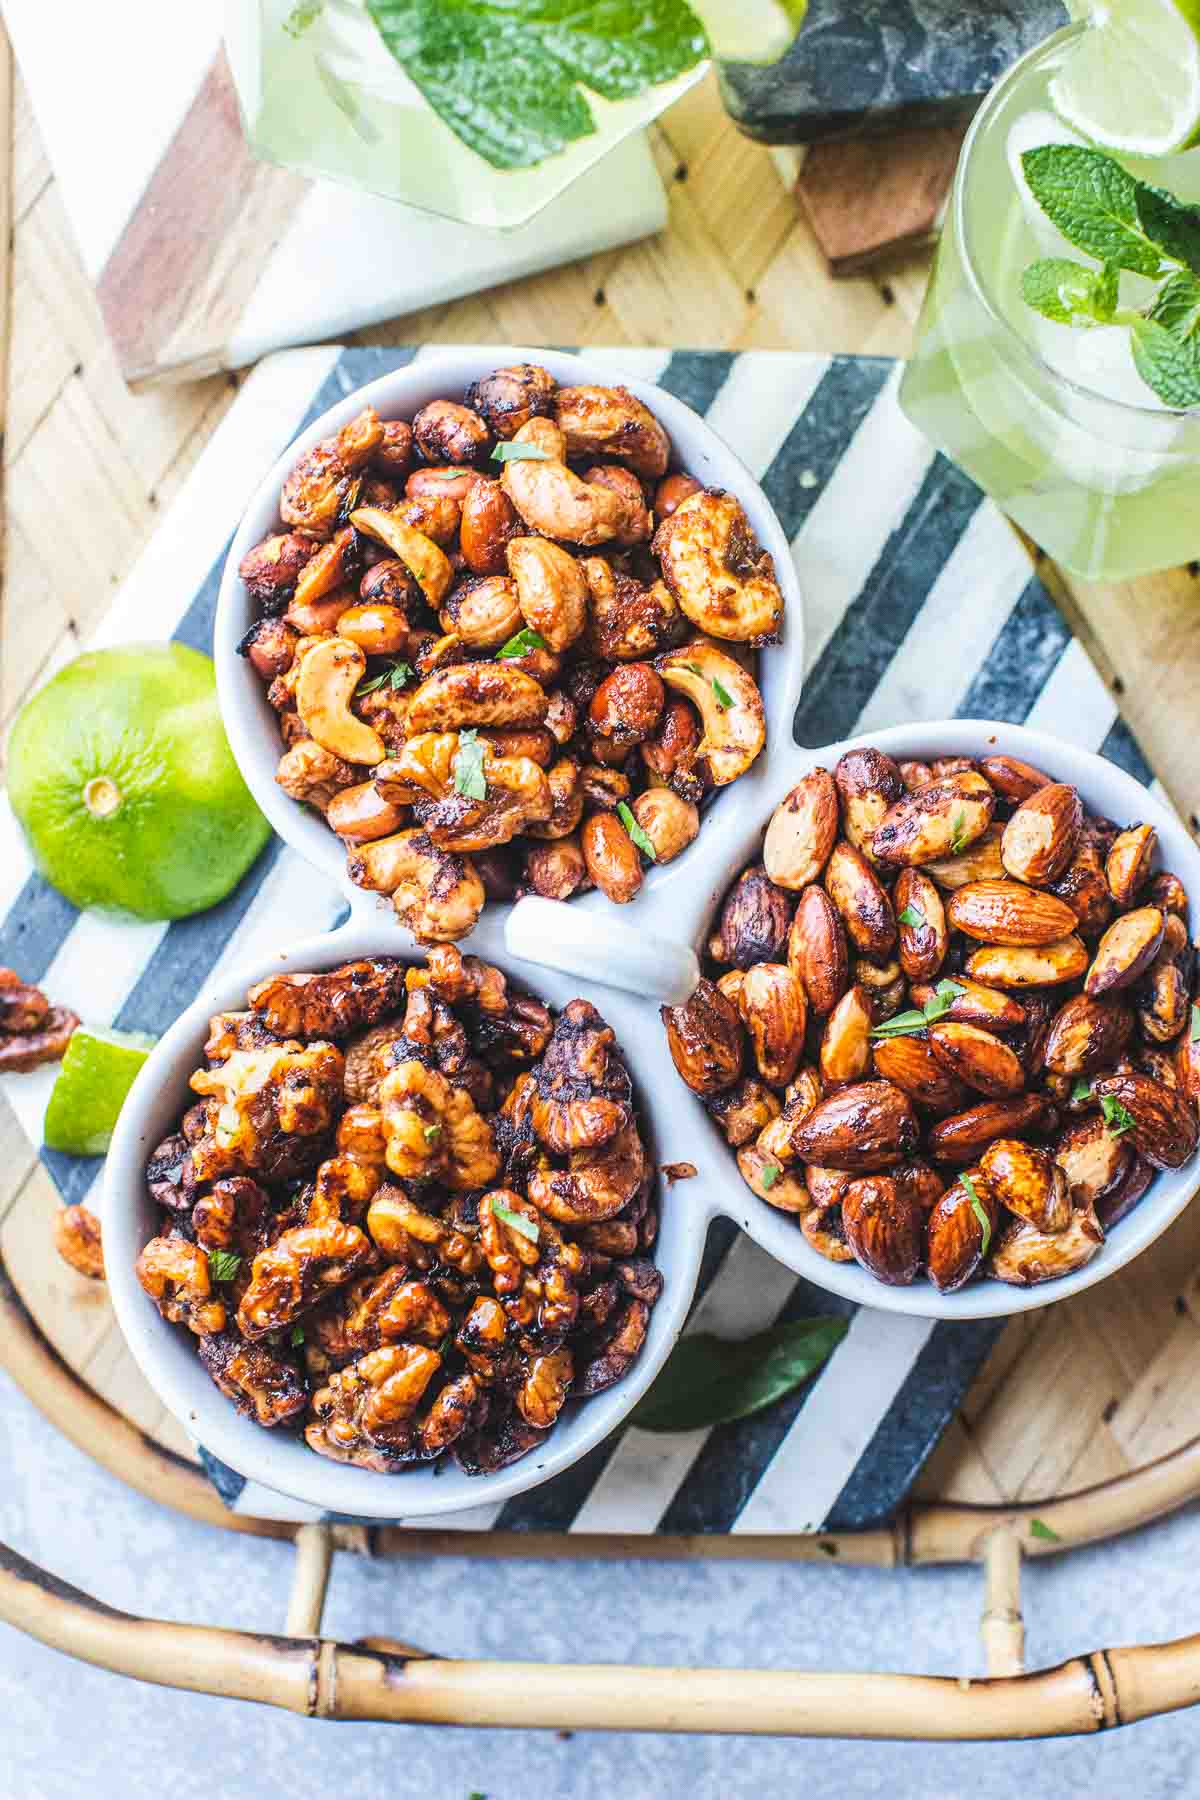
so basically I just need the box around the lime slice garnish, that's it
[1050,0,1200,154]
[692,0,807,63]
[43,1026,156,1157]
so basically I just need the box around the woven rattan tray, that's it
[6,47,1200,1741]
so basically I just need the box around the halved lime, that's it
[43,1025,156,1156]
[693,0,807,64]
[1050,0,1200,154]
[8,643,271,922]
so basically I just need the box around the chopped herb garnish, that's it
[491,1198,539,1244]
[949,811,968,855]
[208,1249,242,1285]
[1072,1078,1093,1104]
[870,978,965,1038]
[290,1325,306,1348]
[490,442,552,463]
[1100,1094,1136,1139]
[284,1,324,37]
[356,659,413,696]
[453,727,488,801]
[1192,1002,1200,1043]
[1029,1517,1061,1543]
[423,1122,443,1143]
[710,675,734,711]
[961,1173,991,1258]
[496,626,546,660]
[427,467,472,480]
[760,1162,781,1191]
[898,903,925,929]
[617,800,657,863]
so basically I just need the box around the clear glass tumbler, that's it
[224,0,706,230]
[899,24,1200,580]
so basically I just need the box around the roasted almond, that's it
[762,769,839,891]
[824,840,897,961]
[1084,906,1165,998]
[927,1020,1025,1098]
[872,771,996,868]
[892,1159,945,1218]
[980,1137,1069,1233]
[977,754,1052,804]
[1136,913,1191,1045]
[1177,1016,1200,1109]
[923,823,1005,890]
[1042,993,1135,1077]
[1098,1155,1155,1230]
[990,1202,1103,1287]
[834,748,903,866]
[1009,992,1055,1082]
[895,868,947,981]
[787,884,849,1017]
[842,1176,920,1285]
[1046,836,1114,939]
[1000,783,1082,885]
[1055,1116,1133,1208]
[711,863,794,970]
[931,757,977,779]
[1145,871,1189,918]
[737,1143,810,1214]
[1090,1071,1199,1170]
[909,976,1025,1032]
[790,1079,918,1172]
[738,962,807,1088]
[1105,823,1156,906]
[927,1168,1000,1293]
[965,936,1089,990]
[928,1094,1054,1165]
[661,979,743,1095]
[899,760,934,792]
[947,879,1078,947]
[872,1033,971,1114]
[819,984,873,1088]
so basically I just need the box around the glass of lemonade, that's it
[225,0,707,229]
[899,23,1200,581]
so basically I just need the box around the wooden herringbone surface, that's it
[4,57,1200,1520]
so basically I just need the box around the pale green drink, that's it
[900,24,1200,580]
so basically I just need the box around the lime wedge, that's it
[693,0,806,63]
[1050,0,1200,154]
[43,1026,156,1157]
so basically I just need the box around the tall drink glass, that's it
[899,24,1200,580]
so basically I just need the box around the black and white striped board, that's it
[0,345,1159,1532]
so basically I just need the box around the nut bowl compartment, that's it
[214,347,806,933]
[503,720,1200,1322]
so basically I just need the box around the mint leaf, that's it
[1029,1517,1061,1543]
[1131,316,1200,408]
[366,0,708,172]
[1192,1002,1200,1042]
[1150,268,1200,338]
[1021,147,1166,276]
[491,1197,539,1244]
[760,1162,780,1191]
[208,1249,241,1285]
[961,1172,991,1259]
[496,626,546,659]
[949,811,968,854]
[631,1317,848,1434]
[1137,183,1200,274]
[897,903,925,928]
[357,659,413,696]
[290,1324,305,1347]
[870,1009,930,1040]
[1100,1093,1135,1139]
[617,800,657,862]
[1021,257,1118,327]
[1072,1078,1093,1104]
[490,441,553,463]
[453,727,488,801]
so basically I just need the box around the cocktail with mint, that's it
[900,13,1200,580]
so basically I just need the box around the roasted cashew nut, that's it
[653,489,784,643]
[374,731,551,853]
[506,537,589,652]
[350,505,453,609]
[655,640,765,787]
[499,418,624,547]
[345,828,485,943]
[403,661,549,734]
[555,384,670,479]
[296,636,387,767]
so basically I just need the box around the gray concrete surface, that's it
[2,1365,1197,1799]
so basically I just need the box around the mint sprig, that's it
[870,978,964,1040]
[1020,144,1200,407]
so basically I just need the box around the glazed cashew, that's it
[275,740,358,813]
[655,640,766,787]
[380,1058,501,1190]
[555,384,670,479]
[350,505,453,608]
[500,418,624,547]
[280,407,384,538]
[582,557,682,662]
[506,537,589,652]
[374,731,551,852]
[404,661,549,734]
[296,637,386,767]
[653,489,784,643]
[345,828,485,942]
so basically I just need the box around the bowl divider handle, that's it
[503,895,699,1006]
